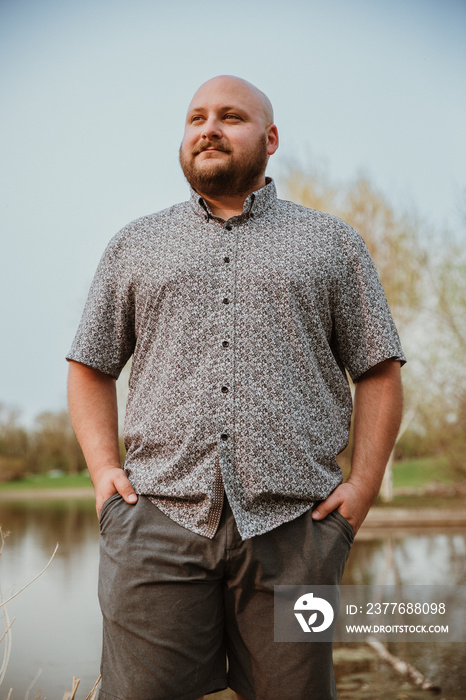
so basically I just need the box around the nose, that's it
[201,116,222,140]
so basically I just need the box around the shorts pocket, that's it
[329,510,355,542]
[99,493,123,528]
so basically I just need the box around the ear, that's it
[266,124,279,155]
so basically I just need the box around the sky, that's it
[1,0,465,425]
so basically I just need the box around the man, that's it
[67,75,405,700]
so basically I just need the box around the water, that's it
[0,500,101,698]
[0,499,465,699]
[338,527,466,699]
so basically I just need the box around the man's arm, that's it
[311,359,403,534]
[68,360,137,517]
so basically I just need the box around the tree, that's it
[0,404,29,481]
[426,236,466,477]
[30,410,86,475]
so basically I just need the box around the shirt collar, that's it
[189,177,277,222]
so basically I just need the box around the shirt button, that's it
[223,297,229,304]
[225,224,232,231]
[224,256,230,263]
[221,433,229,440]
[221,386,229,393]
[222,340,229,348]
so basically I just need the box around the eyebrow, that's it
[188,104,248,115]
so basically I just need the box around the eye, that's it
[224,114,242,121]
[190,115,205,123]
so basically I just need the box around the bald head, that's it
[187,75,274,126]
[180,74,279,203]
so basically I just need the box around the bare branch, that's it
[0,543,59,608]
[367,636,441,692]
[0,617,15,645]
[83,676,101,700]
[25,666,43,700]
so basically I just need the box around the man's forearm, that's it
[312,359,403,533]
[348,358,403,501]
[68,360,137,514]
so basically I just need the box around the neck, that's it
[199,177,266,221]
[202,195,246,220]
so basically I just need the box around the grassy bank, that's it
[391,456,453,489]
[0,472,93,491]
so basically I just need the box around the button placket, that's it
[217,219,236,475]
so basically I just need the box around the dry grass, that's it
[61,674,101,700]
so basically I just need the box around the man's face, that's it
[179,77,278,199]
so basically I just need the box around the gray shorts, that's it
[98,494,353,700]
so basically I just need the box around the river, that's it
[0,498,465,699]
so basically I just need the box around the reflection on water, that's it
[343,529,466,586]
[0,500,465,698]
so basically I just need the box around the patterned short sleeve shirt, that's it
[67,179,406,539]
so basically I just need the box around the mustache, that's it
[192,141,232,156]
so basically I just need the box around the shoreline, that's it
[0,488,465,529]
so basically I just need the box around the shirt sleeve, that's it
[66,232,136,379]
[331,221,406,382]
